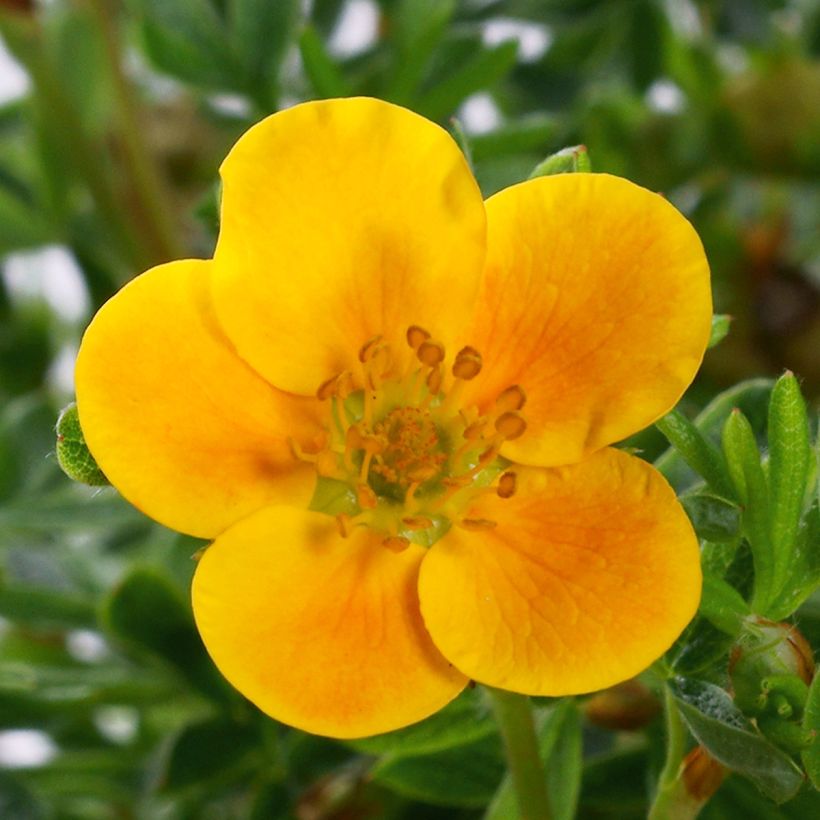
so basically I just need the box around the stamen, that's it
[382,535,410,553]
[402,515,434,530]
[425,365,443,395]
[406,325,431,350]
[497,471,517,498]
[417,339,445,367]
[495,385,527,412]
[495,412,527,440]
[316,374,340,401]
[336,514,352,538]
[452,346,482,380]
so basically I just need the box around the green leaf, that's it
[469,115,557,161]
[486,700,582,820]
[102,567,229,702]
[160,717,260,792]
[298,24,352,98]
[388,0,456,103]
[767,372,813,602]
[680,492,741,541]
[228,0,300,100]
[371,732,504,808]
[0,582,96,629]
[348,687,496,757]
[801,667,820,788]
[655,409,736,500]
[130,0,238,89]
[670,678,803,803]
[55,403,109,487]
[767,504,820,619]
[529,144,591,177]
[655,379,774,494]
[708,314,733,349]
[416,41,519,122]
[722,410,774,611]
[699,574,750,635]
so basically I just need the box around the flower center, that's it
[291,326,527,551]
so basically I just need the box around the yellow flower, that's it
[75,98,711,739]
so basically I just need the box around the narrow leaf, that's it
[722,409,774,611]
[708,314,732,348]
[680,492,741,541]
[801,666,820,789]
[699,573,749,635]
[655,409,735,500]
[298,25,351,98]
[767,372,813,601]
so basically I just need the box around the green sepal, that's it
[55,402,109,486]
[801,668,820,788]
[529,144,591,178]
[708,314,732,348]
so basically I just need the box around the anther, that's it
[357,484,378,510]
[406,325,431,350]
[495,385,527,412]
[452,346,483,380]
[497,471,517,499]
[460,518,498,531]
[495,412,527,441]
[316,374,340,401]
[402,515,434,530]
[417,339,445,367]
[382,535,411,553]
[358,335,383,363]
[336,514,352,538]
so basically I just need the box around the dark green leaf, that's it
[55,403,109,487]
[102,567,229,701]
[160,717,260,792]
[348,687,495,757]
[680,492,741,541]
[0,582,96,629]
[671,678,803,803]
[371,732,504,808]
[298,25,352,98]
[416,41,518,122]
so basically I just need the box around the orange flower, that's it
[75,98,710,739]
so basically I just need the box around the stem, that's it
[87,0,185,263]
[648,687,689,820]
[485,687,552,820]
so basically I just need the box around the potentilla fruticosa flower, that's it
[76,98,711,739]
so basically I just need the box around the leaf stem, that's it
[485,687,552,820]
[648,686,689,820]
[87,0,185,263]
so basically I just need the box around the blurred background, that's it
[0,0,818,817]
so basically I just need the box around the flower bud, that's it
[55,403,109,486]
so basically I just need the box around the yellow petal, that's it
[75,260,321,539]
[192,506,467,738]
[418,448,701,695]
[212,97,486,395]
[465,173,711,467]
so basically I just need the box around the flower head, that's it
[76,98,711,738]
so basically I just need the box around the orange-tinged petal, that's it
[192,506,467,738]
[212,97,486,395]
[418,448,701,695]
[465,173,712,467]
[75,260,322,539]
